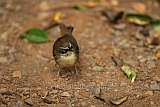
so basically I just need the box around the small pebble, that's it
[80,101,87,107]
[75,92,81,99]
[37,55,49,62]
[92,64,104,72]
[42,97,52,104]
[147,60,156,69]
[139,58,146,63]
[61,92,71,97]
[145,91,153,96]
[85,73,92,77]
[113,31,124,36]
[113,23,126,30]
[150,81,159,90]
[9,47,17,54]
[39,1,50,11]
[24,98,34,106]
[114,37,122,44]
[153,76,160,82]
[0,57,8,63]
[122,43,130,48]
[15,101,23,107]
[38,12,49,20]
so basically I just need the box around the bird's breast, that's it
[56,51,78,68]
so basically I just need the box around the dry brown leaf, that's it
[12,70,22,78]
[131,2,147,14]
[156,51,160,59]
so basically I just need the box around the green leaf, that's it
[124,13,160,26]
[22,28,50,43]
[124,14,152,21]
[110,96,128,105]
[74,6,88,11]
[153,25,160,31]
[121,66,137,83]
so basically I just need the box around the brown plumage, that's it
[53,24,79,76]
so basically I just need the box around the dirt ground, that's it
[0,0,160,107]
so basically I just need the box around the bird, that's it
[52,23,79,77]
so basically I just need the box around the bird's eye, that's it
[60,49,66,54]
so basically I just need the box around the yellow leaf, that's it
[87,2,97,7]
[100,0,107,3]
[156,51,160,59]
[54,12,62,22]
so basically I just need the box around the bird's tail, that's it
[60,23,74,36]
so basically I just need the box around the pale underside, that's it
[56,51,77,68]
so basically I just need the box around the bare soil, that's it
[0,0,160,107]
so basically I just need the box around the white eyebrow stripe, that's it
[60,47,69,49]
[68,42,72,48]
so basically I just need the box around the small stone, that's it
[147,60,156,69]
[24,98,34,106]
[12,70,22,78]
[61,92,71,97]
[3,76,11,81]
[122,43,130,48]
[138,41,144,46]
[150,81,159,90]
[38,12,49,20]
[42,97,52,104]
[113,31,124,36]
[0,57,8,63]
[139,29,149,37]
[39,1,50,11]
[37,55,49,62]
[145,91,153,96]
[139,58,146,63]
[44,67,48,70]
[16,101,24,107]
[90,105,96,107]
[93,86,101,97]
[113,23,126,30]
[75,92,81,99]
[85,73,92,77]
[1,31,9,41]
[8,54,15,63]
[66,100,72,107]
[153,76,160,82]
[120,82,128,86]
[146,56,157,60]
[9,47,17,54]
[114,37,122,44]
[51,90,58,94]
[81,101,87,107]
[137,55,143,59]
[92,64,104,72]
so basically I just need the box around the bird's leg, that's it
[57,67,61,77]
[74,65,78,75]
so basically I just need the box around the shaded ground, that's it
[0,0,160,107]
